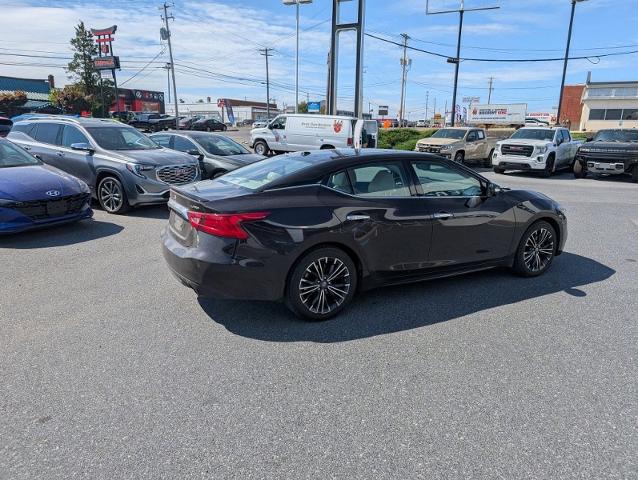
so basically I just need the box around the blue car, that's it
[0,138,92,234]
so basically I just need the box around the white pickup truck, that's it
[492,126,581,177]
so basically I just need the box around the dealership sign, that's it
[93,56,120,70]
[462,96,480,104]
[378,105,389,116]
[467,103,527,125]
[308,101,321,113]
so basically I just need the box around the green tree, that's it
[0,91,27,116]
[297,101,308,113]
[67,22,100,97]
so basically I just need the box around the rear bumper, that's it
[161,227,284,301]
[0,207,93,234]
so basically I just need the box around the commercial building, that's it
[561,74,638,131]
[166,99,278,124]
[0,74,58,114]
[110,88,165,114]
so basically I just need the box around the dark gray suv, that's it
[9,117,200,214]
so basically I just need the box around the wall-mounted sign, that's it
[462,96,480,104]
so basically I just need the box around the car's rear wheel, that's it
[573,160,586,178]
[206,126,212,132]
[632,167,638,183]
[513,220,556,277]
[254,140,269,156]
[98,176,130,214]
[286,247,357,321]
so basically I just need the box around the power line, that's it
[120,48,166,86]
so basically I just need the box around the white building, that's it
[580,76,638,131]
[166,99,279,124]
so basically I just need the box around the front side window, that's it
[61,125,89,148]
[467,131,478,142]
[86,126,160,151]
[173,136,198,153]
[151,135,171,148]
[270,116,286,130]
[193,135,249,156]
[0,141,41,168]
[348,162,411,197]
[33,123,62,145]
[411,161,483,197]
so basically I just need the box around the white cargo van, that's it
[250,114,378,156]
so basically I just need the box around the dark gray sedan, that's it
[150,131,265,179]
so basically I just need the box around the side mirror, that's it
[486,182,501,197]
[70,142,94,154]
[187,149,200,156]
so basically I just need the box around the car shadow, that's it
[197,252,615,343]
[0,218,123,249]
[127,204,170,220]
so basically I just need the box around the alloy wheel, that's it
[99,178,123,213]
[523,227,554,273]
[298,256,351,315]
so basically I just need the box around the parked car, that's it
[250,114,379,156]
[525,117,550,127]
[110,111,136,123]
[492,127,580,177]
[416,119,430,128]
[162,149,567,321]
[178,115,202,130]
[150,131,264,179]
[240,119,254,127]
[9,117,200,214]
[415,127,499,166]
[573,129,638,182]
[0,117,12,137]
[191,118,227,132]
[0,138,92,233]
[129,113,175,132]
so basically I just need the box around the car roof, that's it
[13,116,123,128]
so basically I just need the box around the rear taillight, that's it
[347,137,353,146]
[187,211,269,239]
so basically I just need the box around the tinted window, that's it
[151,135,171,148]
[0,140,41,168]
[34,123,62,145]
[467,131,478,142]
[589,109,605,120]
[326,171,352,194]
[622,109,638,120]
[270,116,286,130]
[86,126,160,150]
[348,163,410,197]
[11,123,36,138]
[193,135,249,155]
[61,125,89,148]
[411,161,482,197]
[562,130,571,142]
[173,136,197,153]
[605,109,622,120]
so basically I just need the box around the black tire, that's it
[97,176,130,214]
[253,140,269,156]
[222,125,227,131]
[631,167,638,183]
[541,155,555,178]
[493,166,505,174]
[454,151,465,163]
[484,149,494,167]
[512,220,557,277]
[573,160,586,179]
[286,247,357,321]
[206,126,212,132]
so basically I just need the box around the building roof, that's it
[0,75,51,101]
[586,80,638,87]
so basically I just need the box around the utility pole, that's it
[488,76,494,104]
[164,63,172,104]
[427,0,500,126]
[398,33,410,127]
[433,97,437,119]
[161,2,179,129]
[557,0,587,125]
[425,90,429,121]
[260,48,273,119]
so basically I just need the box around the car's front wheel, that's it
[97,176,130,214]
[573,160,586,178]
[253,140,269,156]
[454,151,465,163]
[513,220,556,277]
[286,247,357,321]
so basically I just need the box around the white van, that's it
[250,114,378,156]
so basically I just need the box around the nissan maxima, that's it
[162,149,567,321]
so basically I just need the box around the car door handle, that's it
[57,151,65,157]
[23,146,31,151]
[346,214,371,221]
[432,212,454,220]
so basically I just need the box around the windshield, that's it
[86,126,160,150]
[217,156,312,191]
[593,130,638,142]
[510,129,555,141]
[0,140,41,168]
[193,134,249,155]
[431,129,466,139]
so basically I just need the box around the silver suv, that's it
[9,117,200,214]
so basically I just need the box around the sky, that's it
[2,0,638,119]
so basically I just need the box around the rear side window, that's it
[33,123,62,145]
[11,123,36,138]
[348,162,411,197]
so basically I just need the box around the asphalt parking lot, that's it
[1,168,637,479]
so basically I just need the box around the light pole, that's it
[556,0,587,125]
[283,0,312,113]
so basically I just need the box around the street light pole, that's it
[556,0,586,125]
[284,0,312,114]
